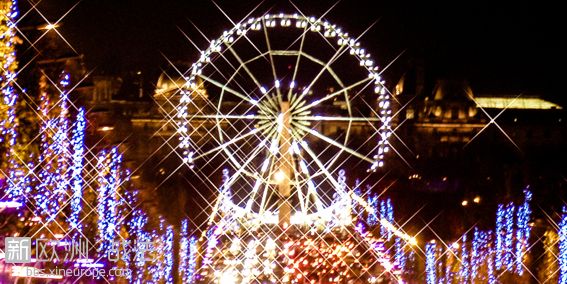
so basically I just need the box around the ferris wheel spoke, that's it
[295,44,349,104]
[193,114,267,120]
[293,150,322,215]
[224,135,271,190]
[193,123,270,161]
[293,136,341,190]
[288,27,308,100]
[262,18,281,98]
[293,122,374,163]
[296,116,381,122]
[199,74,258,106]
[299,160,324,214]
[226,45,264,91]
[293,76,373,115]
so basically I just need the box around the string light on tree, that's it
[503,202,515,271]
[164,225,174,284]
[1,0,24,204]
[51,72,71,221]
[559,206,567,284]
[515,188,532,275]
[128,208,148,283]
[35,73,72,223]
[495,204,505,270]
[459,233,470,282]
[96,147,122,256]
[68,108,86,238]
[425,240,437,284]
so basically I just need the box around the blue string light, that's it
[394,236,406,271]
[559,206,567,284]
[96,147,122,256]
[150,228,163,283]
[68,108,86,238]
[487,231,496,284]
[128,208,147,283]
[180,218,193,283]
[35,81,54,217]
[367,194,379,226]
[188,236,198,282]
[386,198,394,239]
[164,225,174,284]
[471,228,488,280]
[36,73,71,223]
[53,73,71,215]
[495,203,504,270]
[460,233,470,282]
[203,225,220,266]
[515,188,532,275]
[504,202,515,271]
[425,241,437,284]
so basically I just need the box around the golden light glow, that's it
[274,170,286,183]
[38,23,60,30]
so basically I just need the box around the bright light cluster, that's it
[282,236,387,283]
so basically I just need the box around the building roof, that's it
[473,97,562,110]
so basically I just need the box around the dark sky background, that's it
[18,0,567,104]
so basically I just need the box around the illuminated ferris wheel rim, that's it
[177,13,394,225]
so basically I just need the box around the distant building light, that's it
[473,196,481,204]
[38,23,60,30]
[461,200,468,206]
[475,97,562,110]
[98,126,114,132]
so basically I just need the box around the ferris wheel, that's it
[176,13,393,228]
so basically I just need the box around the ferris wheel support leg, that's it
[276,101,294,282]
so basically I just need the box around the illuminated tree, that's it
[0,0,23,203]
[96,147,123,255]
[560,207,567,284]
[34,73,72,223]
[67,108,86,237]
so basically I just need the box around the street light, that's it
[37,23,60,30]
[473,196,481,204]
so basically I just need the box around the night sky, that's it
[19,0,567,104]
